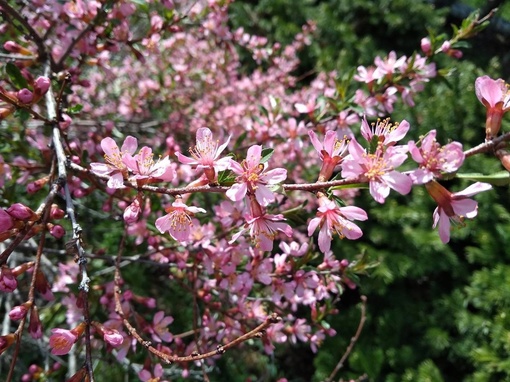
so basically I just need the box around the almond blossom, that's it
[425,181,492,243]
[307,195,368,253]
[230,212,293,252]
[308,130,349,182]
[475,75,510,140]
[227,145,287,206]
[176,127,231,183]
[122,146,175,183]
[90,136,137,189]
[155,198,206,243]
[360,117,410,146]
[407,130,465,184]
[341,138,412,203]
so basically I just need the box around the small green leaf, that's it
[233,132,248,150]
[67,104,83,114]
[217,170,236,186]
[369,134,379,154]
[456,172,510,186]
[5,62,28,89]
[260,148,274,164]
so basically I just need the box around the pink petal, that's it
[382,171,412,195]
[226,182,247,202]
[101,137,119,157]
[255,185,276,206]
[317,224,332,253]
[454,182,492,198]
[451,199,478,219]
[246,145,262,168]
[339,206,368,221]
[307,217,321,237]
[261,168,287,184]
[121,136,138,155]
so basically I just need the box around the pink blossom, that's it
[92,322,124,347]
[421,37,432,55]
[231,212,292,252]
[342,138,412,203]
[90,136,138,189]
[176,127,231,183]
[360,117,410,146]
[122,146,175,182]
[407,130,465,184]
[227,145,287,206]
[308,196,367,253]
[354,65,376,84]
[373,51,406,80]
[155,199,206,242]
[475,75,510,139]
[308,130,349,182]
[151,311,174,343]
[425,181,492,243]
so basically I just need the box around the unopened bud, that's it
[9,301,32,320]
[420,37,431,55]
[7,203,38,221]
[50,204,65,219]
[49,224,65,239]
[17,88,33,104]
[0,334,16,355]
[33,76,50,97]
[27,176,50,194]
[3,41,32,55]
[28,306,43,339]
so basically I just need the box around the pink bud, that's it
[123,198,141,224]
[7,203,37,221]
[0,209,14,232]
[17,88,33,104]
[49,224,65,239]
[0,266,17,292]
[50,205,65,219]
[9,302,31,320]
[33,76,50,97]
[420,37,431,55]
[3,41,32,55]
[440,40,451,53]
[59,113,72,130]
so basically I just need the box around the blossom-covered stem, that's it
[72,160,366,195]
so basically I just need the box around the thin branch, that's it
[324,295,367,382]
[464,131,510,157]
[113,236,281,364]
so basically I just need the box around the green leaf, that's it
[456,172,510,186]
[260,147,274,164]
[217,170,236,186]
[67,104,83,114]
[5,62,28,89]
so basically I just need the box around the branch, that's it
[324,295,367,382]
[464,131,510,157]
[113,236,281,365]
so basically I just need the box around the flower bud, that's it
[28,306,43,339]
[92,321,124,347]
[123,198,141,224]
[0,266,17,292]
[27,176,50,194]
[0,209,14,232]
[49,224,66,239]
[33,76,50,97]
[17,88,34,104]
[3,41,32,55]
[420,37,431,55]
[50,204,65,219]
[0,334,16,355]
[35,271,55,301]
[59,113,72,130]
[7,203,38,221]
[9,301,32,320]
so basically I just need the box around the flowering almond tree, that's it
[0,1,506,381]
